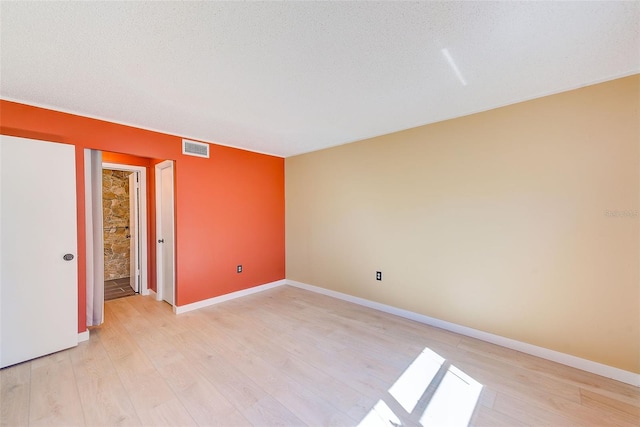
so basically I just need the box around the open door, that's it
[1,135,78,367]
[128,172,140,293]
[155,160,175,306]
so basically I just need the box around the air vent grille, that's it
[182,139,209,158]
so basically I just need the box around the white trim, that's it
[85,149,104,327]
[147,288,157,298]
[155,160,176,306]
[1,96,284,158]
[102,162,148,297]
[84,149,95,323]
[174,280,286,314]
[77,330,90,343]
[285,280,640,388]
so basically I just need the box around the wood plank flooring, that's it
[1,285,638,426]
[105,277,135,301]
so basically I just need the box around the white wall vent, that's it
[182,139,210,158]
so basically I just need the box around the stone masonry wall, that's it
[103,169,131,280]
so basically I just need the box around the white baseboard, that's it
[77,330,90,343]
[148,288,157,298]
[174,279,287,314]
[286,280,640,387]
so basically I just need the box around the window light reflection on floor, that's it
[358,347,483,427]
[419,364,483,426]
[358,400,402,427]
[388,348,445,413]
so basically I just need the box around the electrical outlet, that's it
[237,265,242,273]
[376,271,382,281]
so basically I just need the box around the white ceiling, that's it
[1,2,638,158]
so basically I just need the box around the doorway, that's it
[85,151,175,326]
[102,162,148,301]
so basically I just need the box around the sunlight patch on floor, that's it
[358,400,402,427]
[388,348,444,413]
[419,364,483,426]
[358,347,482,427]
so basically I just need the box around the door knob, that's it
[63,253,74,261]
[158,239,165,243]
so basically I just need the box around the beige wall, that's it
[286,75,640,373]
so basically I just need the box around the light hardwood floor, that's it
[1,285,638,426]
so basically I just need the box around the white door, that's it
[155,161,175,306]
[0,135,78,368]
[128,172,139,293]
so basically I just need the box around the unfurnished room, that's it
[0,2,639,426]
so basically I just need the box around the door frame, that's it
[155,160,176,306]
[128,172,140,293]
[102,163,149,296]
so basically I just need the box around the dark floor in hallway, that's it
[104,277,135,301]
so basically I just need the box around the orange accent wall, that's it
[0,100,286,332]
[102,152,152,167]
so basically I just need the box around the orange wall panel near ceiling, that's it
[0,100,286,333]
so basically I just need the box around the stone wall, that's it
[103,170,131,280]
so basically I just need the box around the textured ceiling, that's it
[1,2,638,157]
